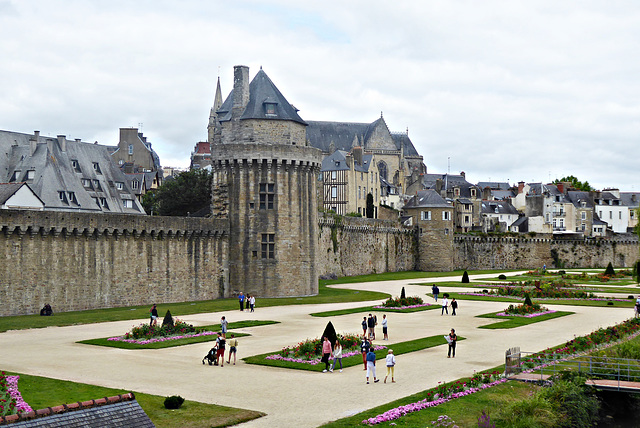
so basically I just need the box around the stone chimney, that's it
[518,181,525,194]
[483,186,492,200]
[352,146,363,166]
[435,178,443,195]
[29,131,40,155]
[460,171,465,180]
[557,183,564,194]
[232,65,250,120]
[57,135,66,152]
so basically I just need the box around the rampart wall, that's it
[317,215,416,278]
[0,210,229,316]
[454,235,639,270]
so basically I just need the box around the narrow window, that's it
[93,162,101,174]
[128,144,134,155]
[261,233,275,259]
[26,170,35,180]
[331,171,337,180]
[331,186,337,199]
[116,182,124,190]
[259,183,275,209]
[123,199,133,208]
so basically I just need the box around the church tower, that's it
[207,76,223,143]
[210,65,322,297]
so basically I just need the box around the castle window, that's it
[421,211,431,221]
[128,144,134,155]
[264,102,277,116]
[378,161,387,180]
[261,233,275,259]
[260,183,275,209]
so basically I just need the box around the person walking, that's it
[330,339,343,372]
[381,314,388,340]
[321,336,332,373]
[250,295,256,312]
[441,296,449,315]
[447,328,457,358]
[227,334,238,365]
[360,337,371,370]
[451,298,458,316]
[220,316,228,338]
[361,317,368,336]
[215,332,226,366]
[432,284,439,302]
[245,294,251,311]
[238,292,245,312]
[366,348,379,384]
[384,349,396,383]
[149,304,158,326]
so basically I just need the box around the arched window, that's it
[377,161,388,181]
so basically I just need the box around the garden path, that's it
[0,272,634,428]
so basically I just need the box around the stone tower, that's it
[210,65,322,297]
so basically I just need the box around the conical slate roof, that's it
[216,68,306,126]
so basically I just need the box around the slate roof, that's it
[404,190,451,208]
[305,119,420,156]
[481,201,519,215]
[0,183,25,204]
[216,68,306,125]
[566,191,594,208]
[620,192,640,208]
[490,189,516,200]
[511,216,528,228]
[320,150,373,173]
[477,181,511,190]
[0,130,144,214]
[0,393,154,427]
[423,173,468,188]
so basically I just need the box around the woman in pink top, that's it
[321,336,333,373]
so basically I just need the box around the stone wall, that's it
[454,234,639,270]
[0,210,229,316]
[317,215,416,277]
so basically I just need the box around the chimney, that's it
[75,138,81,143]
[352,147,363,166]
[460,171,465,179]
[518,181,525,194]
[57,135,66,151]
[557,183,564,194]
[483,186,492,200]
[232,65,250,119]
[632,194,637,203]
[435,178,443,195]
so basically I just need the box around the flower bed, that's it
[270,333,380,363]
[495,310,557,318]
[108,330,217,345]
[380,296,424,308]
[0,372,31,417]
[265,345,387,365]
[122,318,197,340]
[372,303,432,310]
[362,371,504,425]
[458,292,629,303]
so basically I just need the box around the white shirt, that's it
[442,298,449,307]
[385,354,396,366]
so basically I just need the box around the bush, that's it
[498,274,507,280]
[382,296,424,307]
[559,270,566,275]
[523,293,534,307]
[400,286,406,300]
[462,271,470,283]
[605,262,615,276]
[162,310,174,329]
[164,395,185,409]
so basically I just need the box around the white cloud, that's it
[1,0,639,190]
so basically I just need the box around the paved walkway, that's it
[0,273,634,427]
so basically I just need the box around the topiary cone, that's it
[321,321,338,347]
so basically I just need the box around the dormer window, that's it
[264,102,277,116]
[82,178,93,188]
[93,162,101,174]
[71,159,81,173]
[132,180,139,190]
[116,181,124,190]
[10,170,20,182]
[25,170,35,180]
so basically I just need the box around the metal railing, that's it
[506,350,640,391]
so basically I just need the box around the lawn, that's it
[243,335,463,372]
[320,269,522,286]
[7,371,264,428]
[77,320,277,349]
[445,292,636,308]
[310,305,439,317]
[476,311,573,329]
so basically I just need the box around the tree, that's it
[400,287,406,300]
[144,169,213,216]
[366,193,374,218]
[552,176,594,192]
[461,271,470,283]
[605,262,615,276]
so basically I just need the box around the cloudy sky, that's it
[1,1,639,191]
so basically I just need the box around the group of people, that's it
[361,313,389,341]
[208,316,239,367]
[39,303,53,316]
[358,336,396,384]
[431,285,458,315]
[238,292,256,312]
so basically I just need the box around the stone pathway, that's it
[0,273,634,427]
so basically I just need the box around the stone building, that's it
[0,130,144,214]
[403,189,454,271]
[108,128,161,174]
[209,65,322,298]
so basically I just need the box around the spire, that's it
[208,76,223,143]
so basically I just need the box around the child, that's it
[384,349,396,383]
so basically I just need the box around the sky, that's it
[1,0,639,191]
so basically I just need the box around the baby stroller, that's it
[202,345,219,366]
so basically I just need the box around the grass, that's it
[476,311,573,329]
[320,373,533,427]
[243,335,464,372]
[445,292,636,308]
[310,305,439,317]
[7,371,264,428]
[77,320,277,349]
[320,269,522,286]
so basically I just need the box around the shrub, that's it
[605,262,615,276]
[400,286,406,300]
[607,301,614,306]
[461,271,470,283]
[559,270,566,275]
[162,310,174,329]
[498,274,507,280]
[538,376,599,428]
[523,293,534,307]
[382,296,424,307]
[164,395,185,409]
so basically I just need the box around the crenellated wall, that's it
[453,234,639,270]
[0,210,229,316]
[317,215,416,278]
